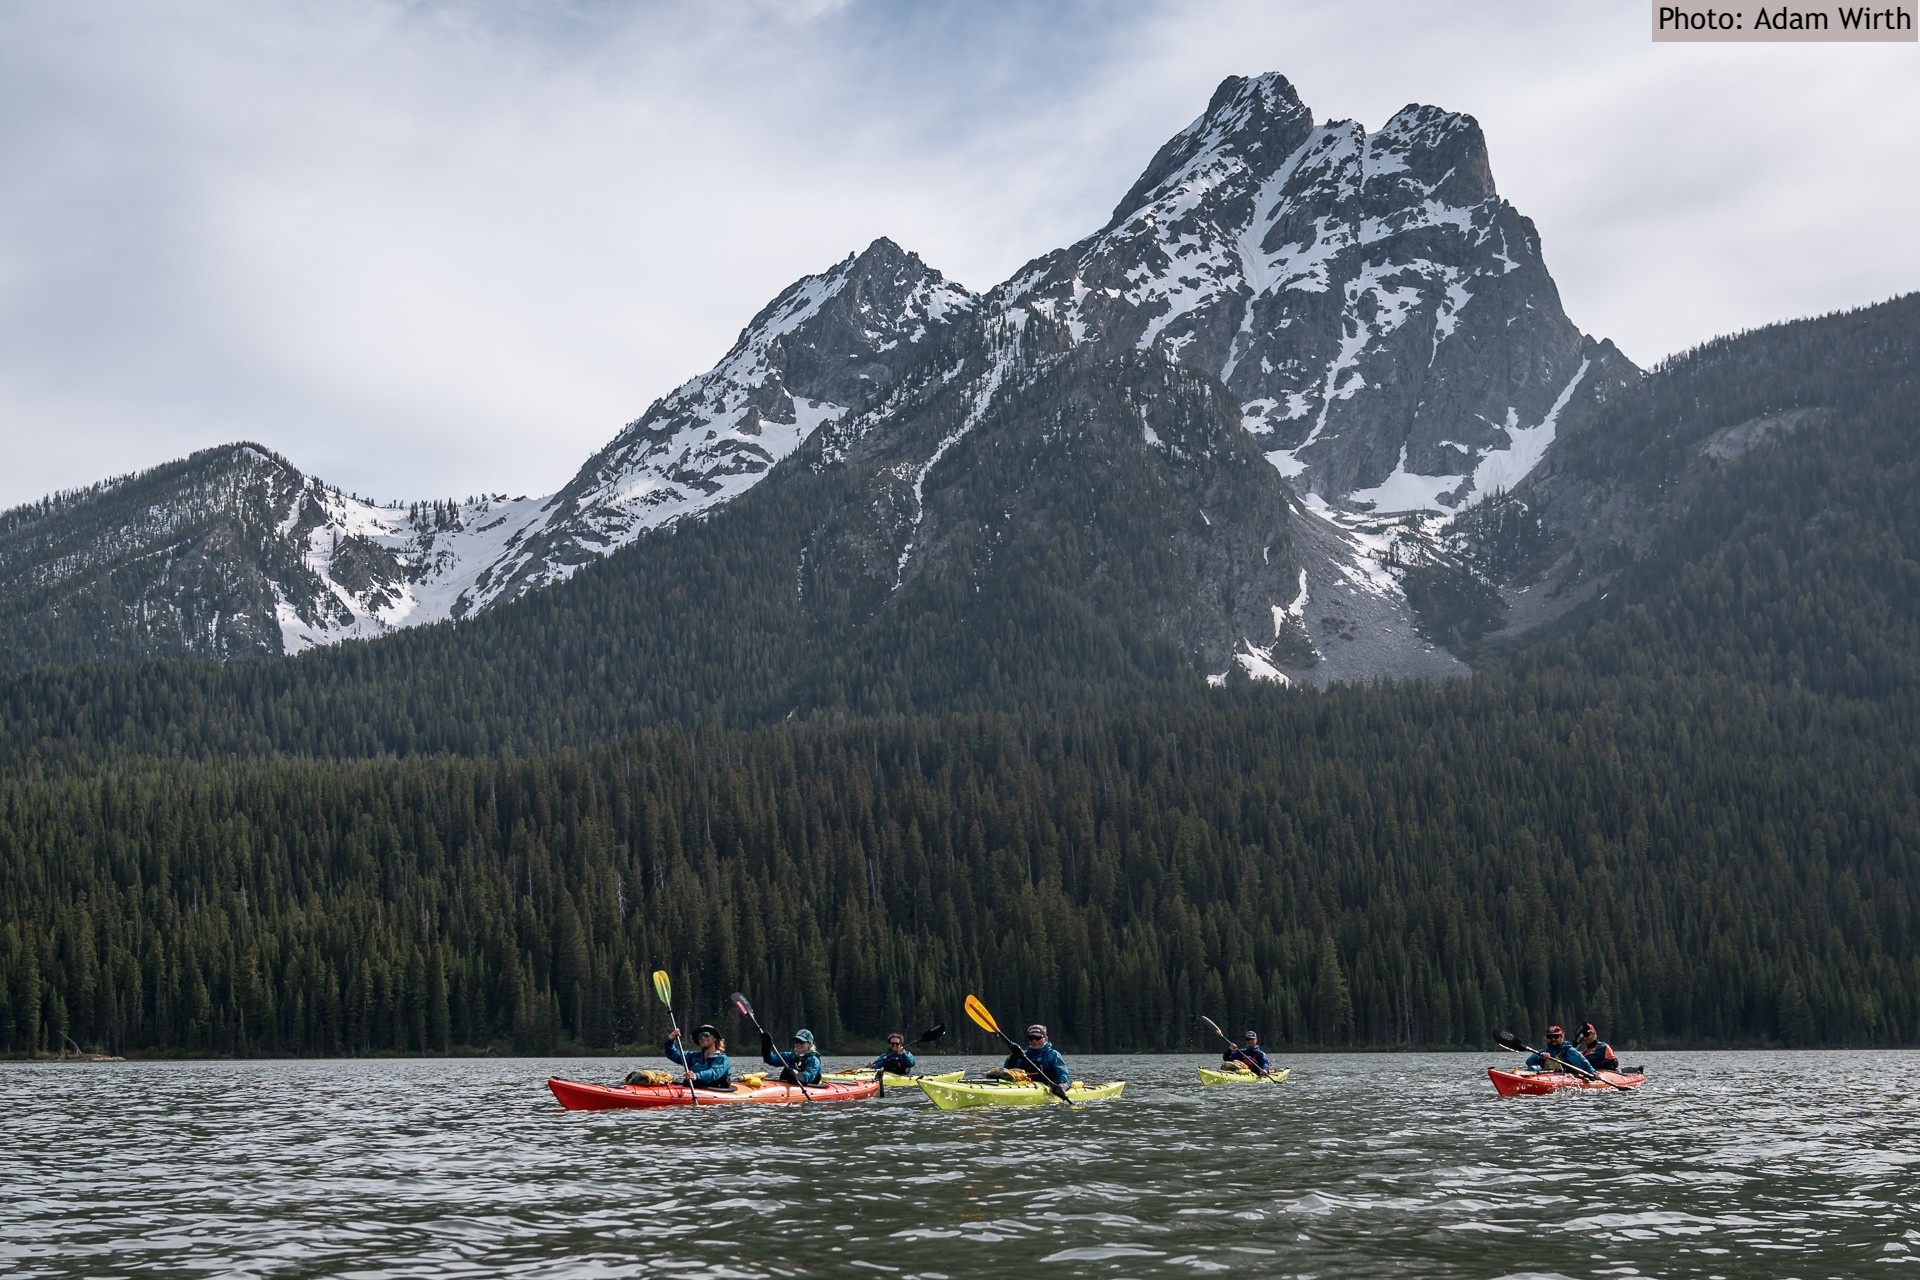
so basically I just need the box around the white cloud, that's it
[0,0,1914,508]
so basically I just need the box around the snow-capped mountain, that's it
[0,239,979,673]
[457,237,975,616]
[1,74,1636,687]
[998,73,1632,512]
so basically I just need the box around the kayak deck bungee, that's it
[1487,1067,1646,1097]
[820,1068,965,1090]
[549,1076,881,1109]
[1196,1066,1290,1086]
[919,1077,1125,1110]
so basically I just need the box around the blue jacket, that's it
[664,1039,731,1087]
[1525,1042,1594,1073]
[764,1047,823,1085]
[870,1049,917,1073]
[1001,1043,1070,1088]
[1224,1045,1273,1073]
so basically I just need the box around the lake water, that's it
[4,1051,1915,1278]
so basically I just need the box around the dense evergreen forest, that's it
[5,677,1915,1058]
[3,296,1918,1056]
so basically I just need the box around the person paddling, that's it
[870,1032,916,1076]
[664,1024,731,1087]
[762,1028,824,1085]
[1575,1023,1619,1072]
[1222,1030,1273,1075]
[987,1023,1070,1088]
[1524,1025,1594,1074]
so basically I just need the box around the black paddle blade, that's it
[1494,1029,1529,1053]
[730,991,755,1020]
[917,1023,946,1045]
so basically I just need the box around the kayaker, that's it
[1575,1023,1619,1072]
[761,1028,824,1085]
[870,1032,916,1075]
[664,1024,731,1087]
[1524,1025,1594,1074]
[1222,1030,1273,1075]
[988,1024,1070,1088]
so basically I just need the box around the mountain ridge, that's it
[6,70,1635,688]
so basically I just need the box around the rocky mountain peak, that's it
[1108,73,1314,227]
[1367,104,1496,205]
[426,240,978,617]
[994,75,1629,517]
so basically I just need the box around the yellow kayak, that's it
[920,1077,1125,1110]
[1197,1065,1290,1085]
[821,1068,965,1091]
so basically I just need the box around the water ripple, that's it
[3,1051,1916,1277]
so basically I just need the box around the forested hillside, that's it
[5,680,1914,1058]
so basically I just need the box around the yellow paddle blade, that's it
[651,969,672,1006]
[963,994,999,1036]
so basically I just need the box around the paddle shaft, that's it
[1199,1016,1280,1083]
[732,993,813,1103]
[652,970,698,1103]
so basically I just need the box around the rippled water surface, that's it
[5,1052,1916,1278]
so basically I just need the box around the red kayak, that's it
[1488,1067,1646,1096]
[549,1076,881,1110]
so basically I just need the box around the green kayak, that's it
[1196,1065,1291,1085]
[820,1068,965,1091]
[920,1077,1126,1110]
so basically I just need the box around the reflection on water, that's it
[3,1052,1915,1278]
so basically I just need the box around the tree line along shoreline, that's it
[5,678,1914,1059]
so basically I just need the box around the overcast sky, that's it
[2,0,1915,510]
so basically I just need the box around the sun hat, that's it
[692,1024,719,1039]
[1025,1024,1048,1039]
[791,1029,815,1044]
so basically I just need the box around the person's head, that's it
[886,1033,906,1052]
[1243,1031,1260,1046]
[1025,1023,1048,1047]
[792,1029,816,1053]
[1577,1022,1598,1044]
[1544,1025,1565,1046]
[692,1024,722,1053]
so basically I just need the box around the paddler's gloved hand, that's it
[760,1030,775,1057]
